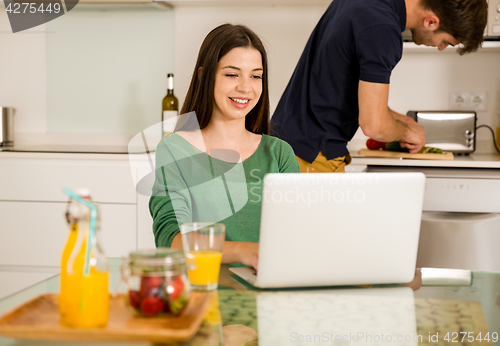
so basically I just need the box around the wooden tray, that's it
[359,148,454,161]
[0,292,212,343]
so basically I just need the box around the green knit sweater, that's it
[149,133,300,247]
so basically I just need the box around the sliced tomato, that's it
[366,138,383,150]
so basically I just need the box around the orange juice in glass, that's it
[182,223,225,291]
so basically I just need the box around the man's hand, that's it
[399,121,425,153]
[359,82,425,152]
[388,109,425,153]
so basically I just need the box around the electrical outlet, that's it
[449,91,470,110]
[469,91,487,111]
[449,91,488,112]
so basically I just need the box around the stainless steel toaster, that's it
[407,110,477,154]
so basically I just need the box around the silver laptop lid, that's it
[256,172,425,288]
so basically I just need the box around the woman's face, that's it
[212,47,263,124]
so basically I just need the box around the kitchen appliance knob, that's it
[465,130,471,135]
[497,4,500,13]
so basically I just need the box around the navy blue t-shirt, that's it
[271,0,406,163]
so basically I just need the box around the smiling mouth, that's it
[229,97,249,104]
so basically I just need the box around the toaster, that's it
[407,110,477,154]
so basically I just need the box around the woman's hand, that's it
[236,242,259,270]
[220,241,259,269]
[403,268,422,291]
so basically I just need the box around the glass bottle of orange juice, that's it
[59,188,109,328]
[59,189,90,319]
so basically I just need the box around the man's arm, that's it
[358,81,425,152]
[388,108,416,124]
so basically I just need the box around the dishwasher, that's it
[367,165,500,272]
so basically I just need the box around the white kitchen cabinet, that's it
[137,193,155,250]
[99,204,137,258]
[0,201,68,267]
[0,201,136,267]
[0,158,136,203]
[353,155,500,271]
[0,154,139,269]
[136,163,156,250]
[364,163,500,213]
[345,164,367,173]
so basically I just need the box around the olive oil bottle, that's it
[162,73,179,136]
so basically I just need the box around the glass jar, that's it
[121,249,191,317]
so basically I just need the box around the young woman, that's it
[149,24,300,269]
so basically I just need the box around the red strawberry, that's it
[128,290,141,310]
[140,276,163,297]
[166,277,185,301]
[140,296,164,317]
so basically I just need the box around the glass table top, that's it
[0,263,499,346]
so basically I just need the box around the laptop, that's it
[229,172,426,288]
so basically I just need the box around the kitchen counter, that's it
[351,153,500,169]
[0,133,139,161]
[2,133,500,168]
[3,151,499,167]
[0,150,136,161]
[0,132,162,162]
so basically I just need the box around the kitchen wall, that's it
[1,2,499,152]
[0,2,174,136]
[0,9,47,133]
[389,49,500,153]
[46,6,174,135]
[173,5,330,114]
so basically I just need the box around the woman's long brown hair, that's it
[176,24,270,135]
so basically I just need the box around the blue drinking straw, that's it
[62,187,98,277]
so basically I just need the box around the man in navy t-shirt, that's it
[271,0,487,173]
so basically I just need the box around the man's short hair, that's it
[420,0,488,54]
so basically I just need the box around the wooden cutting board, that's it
[0,292,212,343]
[359,149,454,161]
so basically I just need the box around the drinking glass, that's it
[181,222,225,291]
